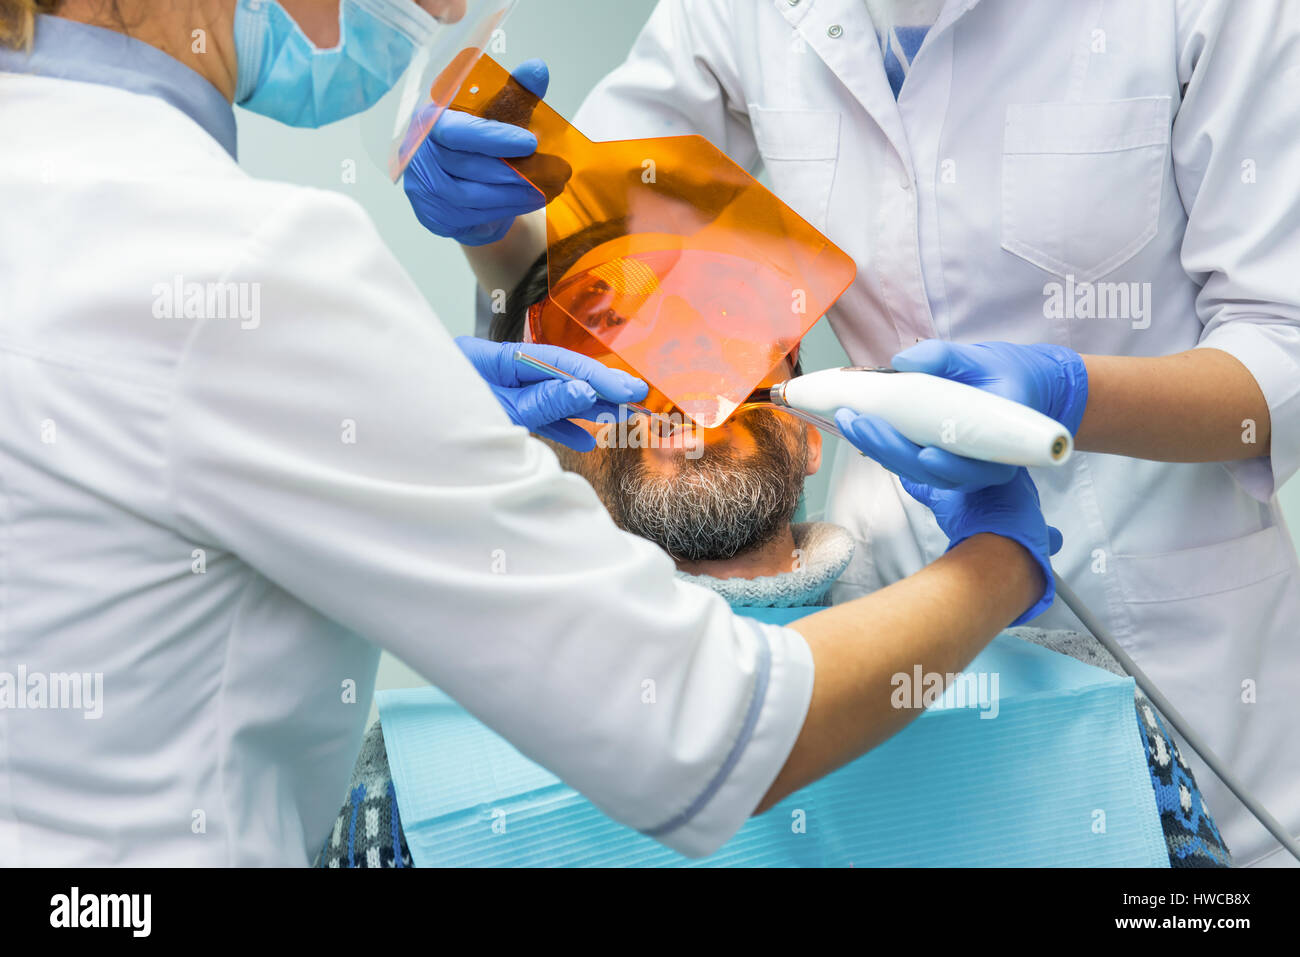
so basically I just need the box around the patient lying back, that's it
[316,259,1230,868]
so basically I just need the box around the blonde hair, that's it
[0,0,64,50]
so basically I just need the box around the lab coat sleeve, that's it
[572,0,759,168]
[1174,0,1300,501]
[164,187,814,858]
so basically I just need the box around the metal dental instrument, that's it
[738,389,847,439]
[513,350,677,429]
[453,57,1300,864]
[1054,573,1300,864]
[518,344,1298,861]
[754,369,1295,859]
[455,55,858,431]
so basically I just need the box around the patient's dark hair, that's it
[491,220,803,377]
[491,217,628,346]
[491,250,549,345]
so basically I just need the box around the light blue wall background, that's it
[234,0,1300,718]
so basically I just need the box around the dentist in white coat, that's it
[0,0,1062,865]
[437,0,1300,865]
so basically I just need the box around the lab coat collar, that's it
[0,14,237,159]
[774,0,980,166]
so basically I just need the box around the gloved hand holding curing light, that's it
[456,337,649,452]
[902,468,1063,625]
[835,340,1089,491]
[404,59,552,246]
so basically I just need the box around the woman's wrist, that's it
[950,533,1045,624]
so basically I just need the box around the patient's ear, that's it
[804,425,823,476]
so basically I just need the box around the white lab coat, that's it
[0,72,815,865]
[574,0,1300,865]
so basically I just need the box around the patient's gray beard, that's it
[601,413,808,562]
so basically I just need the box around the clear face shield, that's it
[359,0,518,180]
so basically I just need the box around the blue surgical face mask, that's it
[234,0,437,128]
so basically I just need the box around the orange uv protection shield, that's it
[449,56,856,428]
[525,298,802,423]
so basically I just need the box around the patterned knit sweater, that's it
[316,523,1229,868]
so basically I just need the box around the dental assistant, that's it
[415,1,1300,864]
[0,0,1060,866]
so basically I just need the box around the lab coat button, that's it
[828,24,844,38]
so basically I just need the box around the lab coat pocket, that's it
[749,106,840,232]
[1001,97,1170,282]
[1112,525,1294,662]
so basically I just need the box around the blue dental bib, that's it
[379,613,1167,867]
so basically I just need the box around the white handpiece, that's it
[771,367,1072,467]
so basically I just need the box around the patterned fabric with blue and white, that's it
[315,524,1230,868]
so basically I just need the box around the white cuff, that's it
[1196,319,1300,501]
[646,620,815,858]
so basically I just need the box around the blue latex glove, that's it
[901,468,1063,625]
[456,336,649,452]
[835,340,1088,491]
[404,60,551,246]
